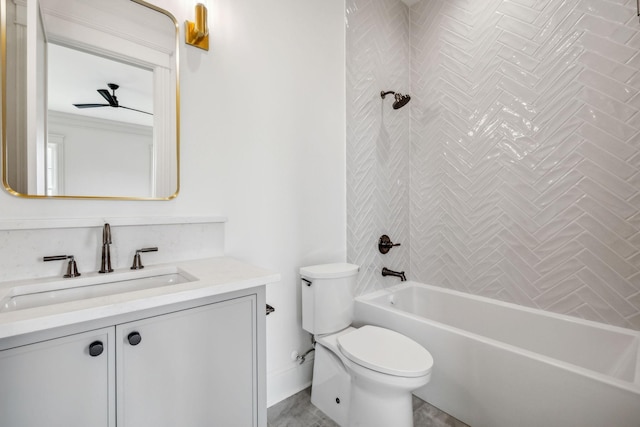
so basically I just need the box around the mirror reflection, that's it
[1,0,179,199]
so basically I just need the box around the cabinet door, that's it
[117,295,257,427]
[0,327,115,427]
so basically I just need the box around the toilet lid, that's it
[337,325,433,378]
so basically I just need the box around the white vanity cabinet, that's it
[0,327,115,427]
[117,295,258,426]
[0,291,264,427]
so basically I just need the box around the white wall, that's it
[187,0,347,404]
[48,112,153,197]
[0,0,346,405]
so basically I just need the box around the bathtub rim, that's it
[355,281,640,394]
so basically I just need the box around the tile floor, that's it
[267,388,469,427]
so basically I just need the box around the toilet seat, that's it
[337,325,433,378]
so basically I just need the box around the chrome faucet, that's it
[382,267,406,281]
[99,223,113,273]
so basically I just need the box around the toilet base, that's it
[310,329,430,427]
[311,343,350,426]
[348,361,418,427]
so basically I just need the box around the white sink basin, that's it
[0,267,195,313]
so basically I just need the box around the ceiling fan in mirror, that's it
[73,83,152,115]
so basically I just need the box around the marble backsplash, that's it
[0,218,225,282]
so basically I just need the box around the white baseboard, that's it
[267,354,315,408]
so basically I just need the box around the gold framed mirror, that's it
[1,0,180,200]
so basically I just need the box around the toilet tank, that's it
[300,263,359,335]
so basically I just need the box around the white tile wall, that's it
[347,0,640,330]
[346,0,412,295]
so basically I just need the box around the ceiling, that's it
[47,43,154,127]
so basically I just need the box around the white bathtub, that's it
[354,282,640,427]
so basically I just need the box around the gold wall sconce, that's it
[185,3,209,50]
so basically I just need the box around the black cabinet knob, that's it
[89,341,104,357]
[127,332,142,346]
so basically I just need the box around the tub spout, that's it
[382,267,406,281]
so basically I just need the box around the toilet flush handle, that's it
[302,278,312,286]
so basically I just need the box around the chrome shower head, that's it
[380,90,411,109]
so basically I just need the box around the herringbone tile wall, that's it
[346,0,412,296]
[347,0,640,330]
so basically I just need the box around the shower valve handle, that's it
[378,235,401,254]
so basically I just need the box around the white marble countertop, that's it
[0,257,280,341]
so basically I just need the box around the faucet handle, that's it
[131,247,158,270]
[44,255,81,278]
[378,235,401,254]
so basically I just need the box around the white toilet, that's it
[301,263,433,427]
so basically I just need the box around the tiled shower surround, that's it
[347,0,640,330]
